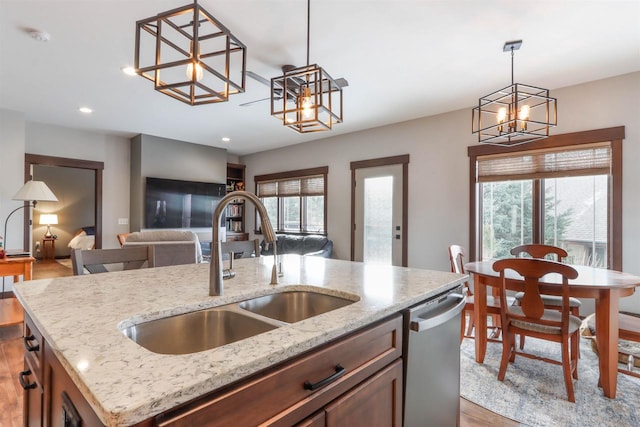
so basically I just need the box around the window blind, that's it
[257,175,325,197]
[477,142,612,183]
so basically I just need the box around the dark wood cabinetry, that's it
[226,163,248,241]
[22,314,403,427]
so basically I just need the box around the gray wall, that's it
[240,71,640,315]
[129,134,227,241]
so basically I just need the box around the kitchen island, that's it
[14,255,465,426]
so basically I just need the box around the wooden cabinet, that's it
[155,315,403,427]
[23,314,404,427]
[226,163,248,241]
[22,314,44,427]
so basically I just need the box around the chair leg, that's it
[466,315,475,336]
[460,312,466,343]
[571,332,579,380]
[561,338,576,403]
[519,334,526,350]
[498,331,514,381]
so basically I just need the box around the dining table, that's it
[464,260,640,399]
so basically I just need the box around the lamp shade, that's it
[12,180,58,202]
[39,214,58,226]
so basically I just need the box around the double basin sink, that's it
[122,290,357,355]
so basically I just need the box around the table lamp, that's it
[40,214,59,238]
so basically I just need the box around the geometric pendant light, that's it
[134,0,247,106]
[472,40,557,145]
[270,0,344,133]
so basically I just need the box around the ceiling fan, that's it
[240,65,349,107]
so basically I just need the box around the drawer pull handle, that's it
[24,335,40,352]
[304,365,346,391]
[19,370,37,390]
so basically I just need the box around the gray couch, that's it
[260,234,333,258]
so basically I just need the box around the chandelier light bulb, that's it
[186,61,204,81]
[301,87,314,119]
[497,107,507,133]
[518,105,530,130]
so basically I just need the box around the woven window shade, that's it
[257,181,277,197]
[277,178,301,196]
[257,175,325,197]
[301,175,324,196]
[477,142,612,183]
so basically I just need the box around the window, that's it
[255,167,328,234]
[468,127,624,270]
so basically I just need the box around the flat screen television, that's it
[145,177,226,229]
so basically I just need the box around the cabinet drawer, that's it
[155,315,403,427]
[23,313,44,382]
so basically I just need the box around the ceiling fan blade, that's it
[246,71,271,87]
[335,78,349,88]
[239,97,273,107]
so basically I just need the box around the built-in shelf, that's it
[226,163,248,241]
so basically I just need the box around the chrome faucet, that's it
[210,191,278,296]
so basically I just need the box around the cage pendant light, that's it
[270,0,343,133]
[472,40,557,145]
[134,0,247,106]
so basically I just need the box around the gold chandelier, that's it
[472,40,557,145]
[134,0,247,106]
[270,0,344,133]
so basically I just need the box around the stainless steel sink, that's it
[238,291,356,323]
[122,290,358,355]
[122,308,279,355]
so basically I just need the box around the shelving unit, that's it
[226,163,248,241]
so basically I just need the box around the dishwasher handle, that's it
[409,293,466,332]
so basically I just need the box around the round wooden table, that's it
[464,260,640,399]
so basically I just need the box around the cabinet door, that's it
[21,359,43,427]
[324,359,403,427]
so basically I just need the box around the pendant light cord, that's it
[306,0,311,67]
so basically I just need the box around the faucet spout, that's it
[210,191,278,296]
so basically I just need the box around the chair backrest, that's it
[221,239,260,259]
[510,244,568,262]
[492,258,578,329]
[448,244,466,275]
[151,242,199,266]
[71,246,155,275]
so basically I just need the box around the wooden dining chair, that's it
[493,258,581,402]
[71,246,155,275]
[510,244,582,349]
[449,245,514,343]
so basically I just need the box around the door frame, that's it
[350,155,409,266]
[23,154,104,250]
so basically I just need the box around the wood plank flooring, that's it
[0,259,519,426]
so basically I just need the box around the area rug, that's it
[460,337,640,426]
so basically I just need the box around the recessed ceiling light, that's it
[121,66,137,76]
[221,137,231,142]
[79,107,93,114]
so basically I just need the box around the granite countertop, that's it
[14,255,465,426]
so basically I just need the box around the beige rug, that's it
[460,336,640,426]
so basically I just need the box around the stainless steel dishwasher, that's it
[404,284,466,427]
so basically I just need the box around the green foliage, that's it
[482,180,573,259]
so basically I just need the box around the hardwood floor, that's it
[0,260,519,426]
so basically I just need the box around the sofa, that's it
[260,234,333,258]
[122,230,203,265]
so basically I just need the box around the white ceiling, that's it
[1,0,639,156]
